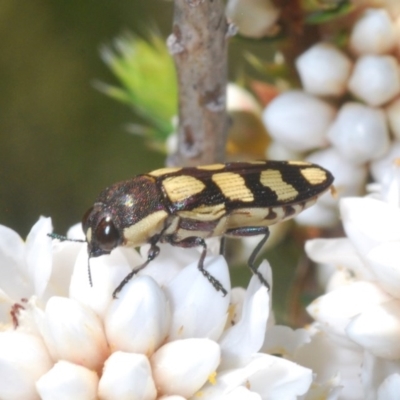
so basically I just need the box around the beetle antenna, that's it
[47,233,86,243]
[87,257,93,287]
[48,233,93,286]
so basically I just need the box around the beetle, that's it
[51,160,334,297]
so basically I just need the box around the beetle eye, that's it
[95,217,120,251]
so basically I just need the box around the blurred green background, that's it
[0,0,174,236]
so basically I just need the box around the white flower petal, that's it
[307,281,391,345]
[327,102,390,164]
[350,8,397,55]
[165,255,230,342]
[45,240,83,299]
[228,287,246,325]
[0,331,52,400]
[346,299,400,359]
[378,373,400,400]
[361,350,400,400]
[294,329,363,399]
[104,275,169,355]
[370,141,400,183]
[151,338,220,398]
[246,354,312,399]
[296,42,352,97]
[201,354,311,399]
[341,197,400,255]
[159,396,186,400]
[304,374,342,400]
[25,217,53,298]
[305,238,374,280]
[365,242,400,298]
[219,261,270,369]
[15,296,45,336]
[66,222,85,240]
[263,90,335,152]
[262,325,310,358]
[0,223,31,300]
[348,55,400,107]
[219,386,262,400]
[326,269,357,292]
[139,243,194,287]
[98,352,156,400]
[42,296,109,371]
[36,360,98,400]
[376,160,400,207]
[69,246,135,317]
[386,99,400,141]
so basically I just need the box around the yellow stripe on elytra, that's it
[212,172,254,202]
[300,167,327,185]
[287,161,311,166]
[247,160,266,165]
[123,210,168,246]
[163,175,206,202]
[197,164,225,170]
[260,170,299,201]
[178,203,226,221]
[149,167,182,177]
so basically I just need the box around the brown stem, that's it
[167,0,229,167]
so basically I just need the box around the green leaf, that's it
[305,1,354,24]
[99,33,178,150]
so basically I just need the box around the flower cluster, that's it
[0,218,315,399]
[303,163,400,399]
[263,5,400,227]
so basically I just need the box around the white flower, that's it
[36,361,99,400]
[0,219,312,398]
[370,141,400,184]
[305,165,400,398]
[349,8,397,56]
[296,42,352,97]
[386,98,400,140]
[327,102,390,165]
[263,90,335,152]
[348,55,400,107]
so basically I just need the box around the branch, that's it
[167,0,229,167]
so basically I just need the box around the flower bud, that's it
[327,102,390,164]
[296,43,352,97]
[226,0,280,38]
[263,90,335,152]
[348,55,400,106]
[350,8,397,55]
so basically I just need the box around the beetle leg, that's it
[163,235,228,296]
[112,241,160,299]
[225,227,270,290]
[219,236,226,256]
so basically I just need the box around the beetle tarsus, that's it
[196,237,228,297]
